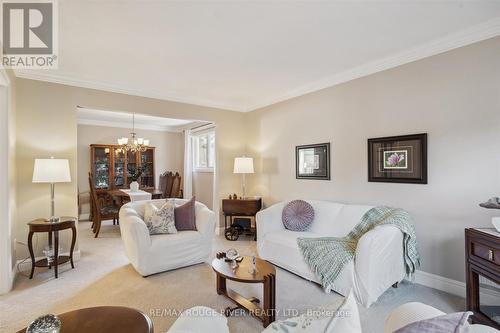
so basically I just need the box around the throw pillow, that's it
[282,200,315,231]
[394,312,473,333]
[262,289,360,333]
[144,201,177,235]
[174,197,197,231]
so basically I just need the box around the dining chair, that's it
[88,175,120,238]
[159,172,169,198]
[163,171,175,198]
[170,173,182,198]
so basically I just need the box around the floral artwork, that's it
[368,133,427,184]
[383,150,408,169]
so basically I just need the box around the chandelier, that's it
[117,113,150,153]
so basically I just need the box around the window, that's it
[193,130,215,172]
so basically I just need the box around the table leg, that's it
[263,273,276,327]
[70,226,77,269]
[48,231,53,269]
[28,231,35,279]
[254,215,257,241]
[216,273,226,295]
[54,231,59,278]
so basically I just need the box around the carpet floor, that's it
[0,220,464,333]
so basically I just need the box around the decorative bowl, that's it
[26,314,61,333]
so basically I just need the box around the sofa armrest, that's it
[384,302,445,333]
[119,212,152,270]
[354,225,406,306]
[196,207,216,237]
[256,202,286,240]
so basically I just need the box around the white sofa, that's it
[119,199,216,276]
[385,302,499,333]
[256,200,406,307]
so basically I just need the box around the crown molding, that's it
[13,17,500,113]
[14,69,245,112]
[243,17,500,112]
[77,118,184,133]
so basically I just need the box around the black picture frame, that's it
[296,143,330,180]
[368,133,427,184]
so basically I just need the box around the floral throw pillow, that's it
[144,201,177,235]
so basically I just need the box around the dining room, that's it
[76,107,215,237]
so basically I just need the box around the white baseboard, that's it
[415,270,500,304]
[216,226,224,236]
[79,213,90,221]
[415,270,466,298]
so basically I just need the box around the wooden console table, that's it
[222,197,262,241]
[28,217,77,279]
[465,228,500,329]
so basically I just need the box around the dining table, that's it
[108,188,163,206]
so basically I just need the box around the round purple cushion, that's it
[282,200,315,231]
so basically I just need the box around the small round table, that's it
[212,253,276,327]
[27,217,77,279]
[16,306,154,333]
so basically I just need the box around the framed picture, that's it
[296,143,330,180]
[368,133,427,184]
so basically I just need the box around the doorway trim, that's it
[0,68,14,294]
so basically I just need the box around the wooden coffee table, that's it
[16,306,153,333]
[212,252,276,327]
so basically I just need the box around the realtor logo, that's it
[1,0,58,68]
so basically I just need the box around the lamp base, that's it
[46,216,61,223]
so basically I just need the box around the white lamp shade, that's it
[234,157,254,174]
[32,159,71,183]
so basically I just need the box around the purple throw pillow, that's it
[395,312,473,333]
[282,200,315,231]
[174,197,197,231]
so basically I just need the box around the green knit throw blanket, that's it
[297,206,420,292]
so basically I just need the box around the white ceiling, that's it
[16,1,500,112]
[76,107,202,132]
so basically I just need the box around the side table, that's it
[28,217,77,279]
[222,197,262,241]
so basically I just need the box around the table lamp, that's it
[233,157,254,199]
[32,158,71,222]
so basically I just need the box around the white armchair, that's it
[119,199,216,276]
[385,302,499,333]
[256,200,406,307]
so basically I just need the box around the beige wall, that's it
[15,78,247,260]
[245,37,500,283]
[193,171,214,209]
[77,124,184,216]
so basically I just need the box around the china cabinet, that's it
[90,144,155,190]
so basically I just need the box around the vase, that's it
[130,181,139,192]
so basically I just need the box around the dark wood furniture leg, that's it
[70,226,77,268]
[28,231,35,279]
[94,218,102,238]
[254,216,257,241]
[263,273,276,327]
[54,230,59,278]
[48,231,53,269]
[216,273,226,295]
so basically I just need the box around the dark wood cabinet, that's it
[465,228,500,329]
[90,144,156,190]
